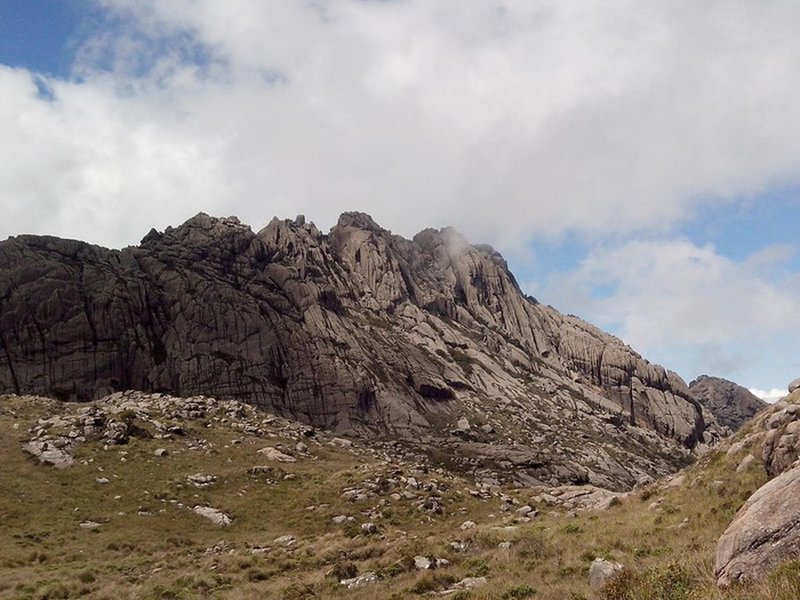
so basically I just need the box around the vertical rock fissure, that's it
[0,329,20,394]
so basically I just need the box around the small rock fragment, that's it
[340,572,378,589]
[414,555,432,570]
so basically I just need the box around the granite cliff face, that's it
[0,213,718,489]
[689,375,766,431]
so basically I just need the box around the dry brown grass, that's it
[1,394,798,599]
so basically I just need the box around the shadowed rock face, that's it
[689,375,766,431]
[0,212,716,488]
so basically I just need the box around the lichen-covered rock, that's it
[0,212,717,489]
[716,464,800,585]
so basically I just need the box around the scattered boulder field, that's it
[1,379,800,598]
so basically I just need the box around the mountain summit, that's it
[0,212,721,488]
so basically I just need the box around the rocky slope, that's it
[714,382,800,585]
[3,384,800,599]
[689,375,766,431]
[0,212,719,489]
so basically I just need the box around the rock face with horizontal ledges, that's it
[689,375,766,431]
[0,212,717,489]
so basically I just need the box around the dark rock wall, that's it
[689,375,765,431]
[0,211,710,446]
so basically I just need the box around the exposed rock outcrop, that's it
[0,213,717,489]
[715,463,800,585]
[689,375,765,431]
[714,386,800,585]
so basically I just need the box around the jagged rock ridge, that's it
[0,212,719,489]
[689,375,766,431]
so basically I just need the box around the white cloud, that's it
[2,1,800,247]
[536,238,800,388]
[749,387,786,403]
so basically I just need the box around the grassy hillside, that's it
[1,392,799,599]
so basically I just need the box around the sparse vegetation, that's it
[0,392,798,599]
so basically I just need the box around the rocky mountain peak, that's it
[335,211,385,233]
[689,375,766,431]
[0,211,724,489]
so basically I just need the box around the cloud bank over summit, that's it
[1,0,799,392]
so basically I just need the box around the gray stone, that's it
[360,522,378,534]
[589,557,625,591]
[258,447,296,462]
[187,473,216,487]
[716,464,800,585]
[193,505,232,526]
[22,440,74,469]
[413,555,432,570]
[689,375,766,431]
[340,572,378,589]
[761,406,800,477]
[273,534,296,546]
[441,577,487,594]
[735,454,755,473]
[789,378,800,394]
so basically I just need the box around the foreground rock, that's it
[713,385,800,585]
[0,212,720,489]
[193,505,232,527]
[716,463,800,585]
[22,439,74,469]
[589,558,625,591]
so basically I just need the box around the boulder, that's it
[589,557,625,591]
[761,404,800,477]
[716,464,800,585]
[258,447,296,463]
[414,555,432,570]
[192,505,232,526]
[340,572,378,589]
[22,440,74,469]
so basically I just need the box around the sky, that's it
[1,1,799,401]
